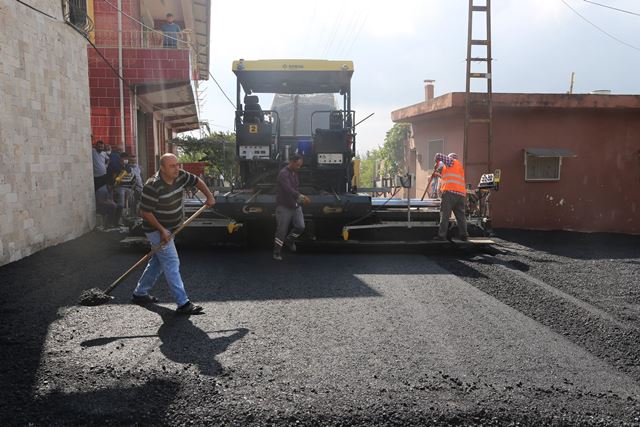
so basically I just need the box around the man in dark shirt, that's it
[273,154,310,261]
[133,153,215,314]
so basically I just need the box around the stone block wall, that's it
[0,0,94,266]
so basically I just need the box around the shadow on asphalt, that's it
[30,379,180,425]
[0,231,182,424]
[80,305,249,377]
[147,304,247,376]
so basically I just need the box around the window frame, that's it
[523,152,563,182]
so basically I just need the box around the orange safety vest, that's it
[440,159,466,194]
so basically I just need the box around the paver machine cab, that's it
[191,59,371,244]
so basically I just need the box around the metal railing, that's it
[93,29,193,50]
[63,0,94,35]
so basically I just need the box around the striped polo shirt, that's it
[140,170,198,232]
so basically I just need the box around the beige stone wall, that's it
[0,0,94,266]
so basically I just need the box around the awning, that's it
[524,148,577,157]
[136,82,199,133]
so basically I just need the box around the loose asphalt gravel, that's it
[0,229,639,426]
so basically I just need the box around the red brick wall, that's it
[88,0,192,167]
[88,48,134,152]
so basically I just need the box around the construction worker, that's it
[273,154,310,261]
[433,152,469,241]
[134,153,215,314]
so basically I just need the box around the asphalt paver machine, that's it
[180,59,497,247]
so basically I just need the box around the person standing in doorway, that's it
[133,153,215,314]
[433,152,469,241]
[273,154,309,261]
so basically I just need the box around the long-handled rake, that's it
[78,204,209,306]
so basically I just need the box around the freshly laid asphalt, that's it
[1,229,639,426]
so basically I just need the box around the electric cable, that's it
[208,70,237,109]
[344,10,371,56]
[15,0,57,19]
[560,0,640,52]
[582,0,640,17]
[65,22,128,84]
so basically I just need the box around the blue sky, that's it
[198,0,640,153]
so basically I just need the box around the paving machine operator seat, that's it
[244,95,264,124]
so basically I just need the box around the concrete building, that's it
[87,0,210,178]
[392,83,640,234]
[0,0,94,266]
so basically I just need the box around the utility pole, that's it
[463,0,493,177]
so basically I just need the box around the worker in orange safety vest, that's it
[433,153,469,241]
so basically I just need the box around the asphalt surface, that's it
[0,229,639,426]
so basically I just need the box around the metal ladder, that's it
[463,0,493,175]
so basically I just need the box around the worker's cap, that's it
[448,153,458,159]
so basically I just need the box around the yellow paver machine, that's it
[181,59,498,247]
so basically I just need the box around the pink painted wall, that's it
[407,107,640,234]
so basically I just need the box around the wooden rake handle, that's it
[104,204,209,295]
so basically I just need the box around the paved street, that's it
[1,231,639,425]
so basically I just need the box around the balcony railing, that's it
[93,29,193,50]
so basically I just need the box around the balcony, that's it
[90,0,210,81]
[92,29,194,83]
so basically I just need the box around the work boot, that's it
[273,251,283,261]
[131,294,159,305]
[286,239,297,252]
[176,301,204,315]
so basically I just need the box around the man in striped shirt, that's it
[133,153,215,314]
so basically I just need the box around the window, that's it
[426,139,444,170]
[63,0,93,34]
[524,148,576,181]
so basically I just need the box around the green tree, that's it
[378,123,410,177]
[357,148,381,187]
[171,131,237,184]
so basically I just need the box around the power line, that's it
[344,10,371,56]
[15,0,57,19]
[208,71,237,109]
[582,0,640,17]
[560,0,640,52]
[66,22,129,85]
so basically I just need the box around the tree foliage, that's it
[357,123,410,187]
[379,123,410,177]
[171,131,237,184]
[357,149,381,187]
